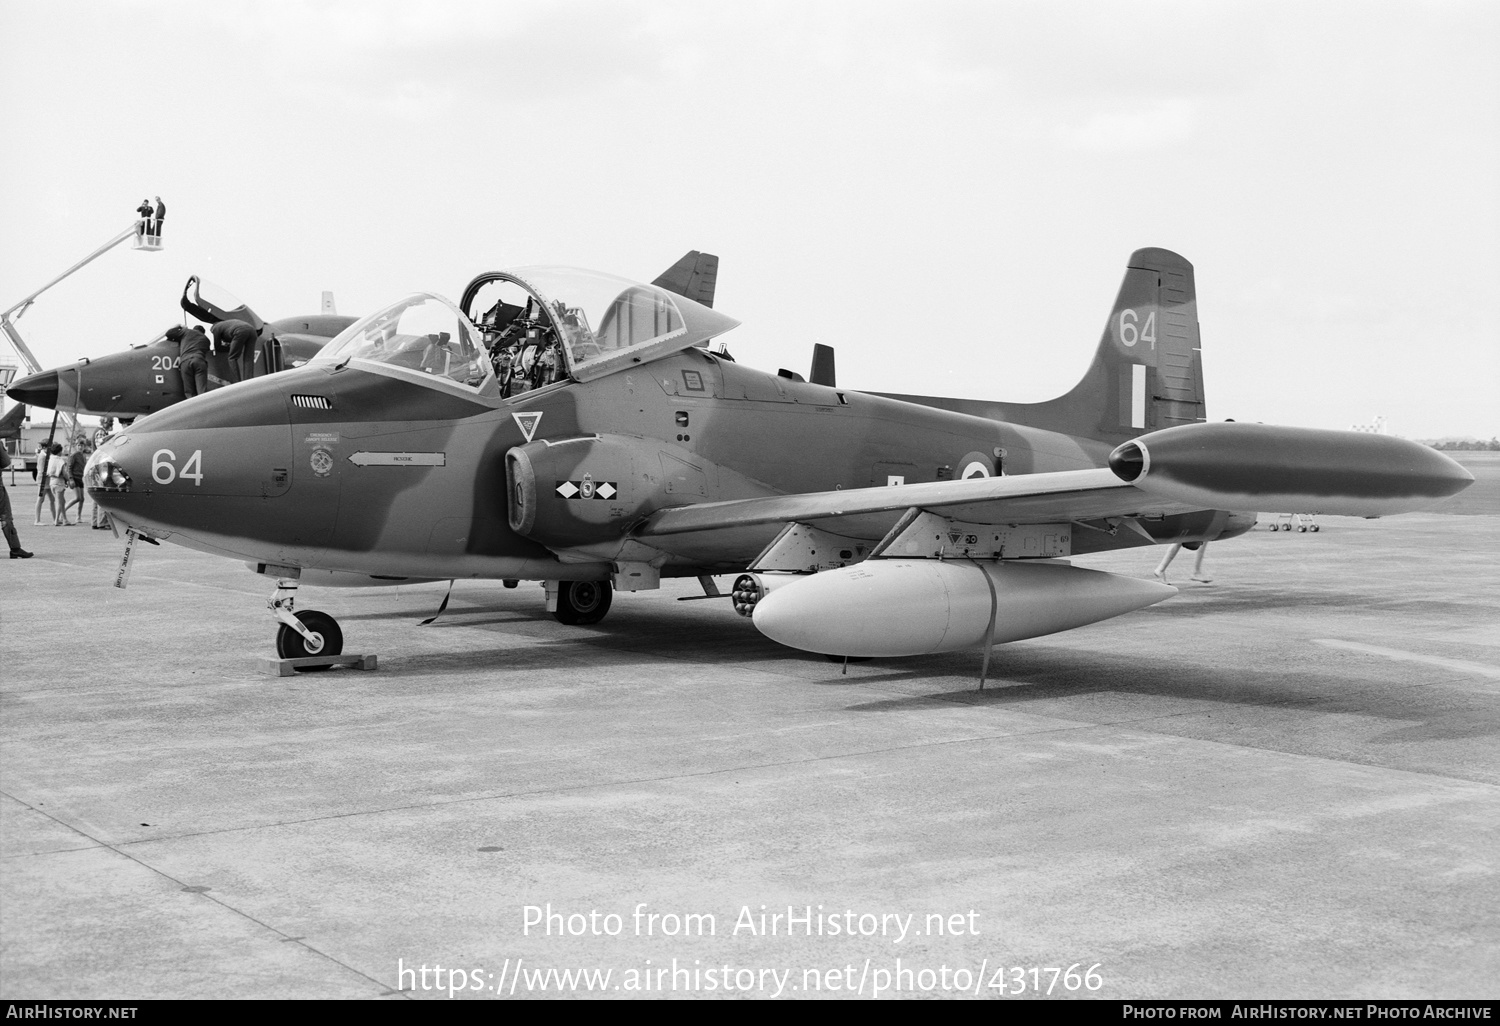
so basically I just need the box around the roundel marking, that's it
[957,451,994,480]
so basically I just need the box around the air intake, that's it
[290,395,333,410]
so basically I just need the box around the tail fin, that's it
[809,343,836,387]
[0,402,26,439]
[1057,246,1206,441]
[876,248,1205,446]
[652,251,719,308]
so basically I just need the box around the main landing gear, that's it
[549,580,613,625]
[270,579,344,668]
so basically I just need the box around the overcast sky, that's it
[2,0,1495,437]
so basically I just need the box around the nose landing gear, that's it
[277,610,344,661]
[269,579,344,668]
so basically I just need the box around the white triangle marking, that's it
[512,411,543,443]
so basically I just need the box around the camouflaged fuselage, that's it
[90,345,1234,582]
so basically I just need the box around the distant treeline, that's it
[1426,438,1500,451]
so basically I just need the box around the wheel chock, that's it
[258,654,378,676]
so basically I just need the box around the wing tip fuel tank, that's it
[751,560,1177,657]
[1110,422,1475,516]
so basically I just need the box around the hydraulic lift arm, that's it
[1,219,155,375]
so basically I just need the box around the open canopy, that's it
[462,266,739,384]
[180,275,264,332]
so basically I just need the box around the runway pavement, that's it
[2,476,1497,1000]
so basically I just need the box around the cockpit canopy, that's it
[180,275,264,332]
[311,268,740,400]
[463,267,739,389]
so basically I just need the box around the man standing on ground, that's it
[32,444,56,526]
[63,440,89,526]
[1,448,33,558]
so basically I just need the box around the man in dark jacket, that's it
[0,448,32,557]
[212,319,260,383]
[169,324,212,397]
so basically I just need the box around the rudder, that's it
[1066,247,1205,442]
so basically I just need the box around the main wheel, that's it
[553,580,613,625]
[276,610,344,667]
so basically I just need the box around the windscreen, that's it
[314,293,493,392]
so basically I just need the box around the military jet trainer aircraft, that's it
[6,277,358,424]
[84,248,1472,665]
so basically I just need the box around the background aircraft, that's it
[83,248,1472,666]
[4,277,357,424]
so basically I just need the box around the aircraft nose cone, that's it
[6,370,59,410]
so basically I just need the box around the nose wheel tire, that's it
[552,580,613,625]
[276,610,344,668]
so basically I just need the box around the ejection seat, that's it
[419,333,454,376]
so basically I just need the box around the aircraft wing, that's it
[636,468,1196,542]
[636,423,1475,544]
